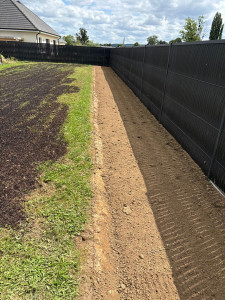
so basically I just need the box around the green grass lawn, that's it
[0,62,93,299]
[0,59,30,70]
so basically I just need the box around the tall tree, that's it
[75,28,89,45]
[147,35,159,45]
[209,12,224,40]
[180,16,204,42]
[134,42,140,46]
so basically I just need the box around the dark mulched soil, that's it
[0,63,79,227]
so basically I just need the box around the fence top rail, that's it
[1,40,225,52]
[0,41,107,50]
[169,39,225,46]
[111,39,225,50]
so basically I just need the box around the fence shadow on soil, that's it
[0,63,79,227]
[102,66,225,300]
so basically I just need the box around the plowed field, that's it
[0,63,79,227]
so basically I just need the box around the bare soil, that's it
[80,66,225,299]
[0,63,79,227]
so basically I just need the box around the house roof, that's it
[0,0,60,37]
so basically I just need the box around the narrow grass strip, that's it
[0,60,33,71]
[0,64,93,299]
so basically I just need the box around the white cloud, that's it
[22,0,225,44]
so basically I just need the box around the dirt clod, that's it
[122,206,132,215]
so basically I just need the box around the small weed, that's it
[19,100,30,108]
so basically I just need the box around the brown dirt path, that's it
[79,66,225,299]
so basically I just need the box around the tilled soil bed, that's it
[0,63,79,227]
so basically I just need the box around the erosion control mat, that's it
[0,63,79,227]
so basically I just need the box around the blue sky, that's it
[22,0,225,44]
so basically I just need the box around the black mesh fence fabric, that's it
[0,41,110,66]
[1,40,225,191]
[111,42,225,192]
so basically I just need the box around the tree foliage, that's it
[63,35,75,45]
[86,40,100,47]
[74,40,100,47]
[147,35,159,45]
[209,12,224,40]
[75,28,89,45]
[134,42,140,46]
[63,29,100,47]
[158,40,168,44]
[180,16,204,42]
[169,37,182,44]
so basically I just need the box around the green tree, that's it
[86,40,100,47]
[75,28,89,45]
[147,35,159,45]
[180,16,204,42]
[169,37,182,43]
[101,43,112,46]
[158,40,168,44]
[134,42,140,46]
[63,35,75,45]
[209,12,224,40]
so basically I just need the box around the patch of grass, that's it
[0,60,31,71]
[0,64,93,298]
[19,100,30,108]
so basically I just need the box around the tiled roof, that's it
[0,0,60,37]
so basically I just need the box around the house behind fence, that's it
[0,0,60,44]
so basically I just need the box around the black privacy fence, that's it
[0,40,224,192]
[110,41,225,192]
[0,41,110,66]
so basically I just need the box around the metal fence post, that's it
[107,48,110,67]
[159,43,172,123]
[128,47,134,86]
[103,47,105,66]
[140,45,146,100]
[207,105,225,179]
